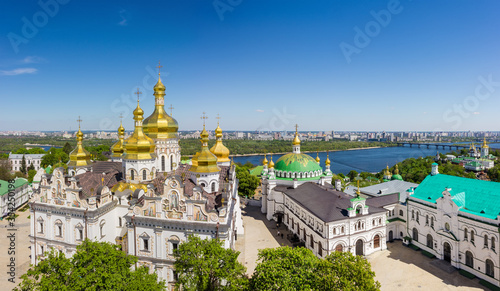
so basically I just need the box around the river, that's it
[232,143,500,175]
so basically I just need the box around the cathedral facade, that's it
[29,69,243,290]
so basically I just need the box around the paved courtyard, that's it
[237,205,487,290]
[0,207,32,291]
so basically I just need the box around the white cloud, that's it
[1,68,37,76]
[118,9,128,26]
[22,56,45,64]
[256,109,264,112]
[473,112,480,115]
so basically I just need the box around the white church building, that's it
[29,70,243,290]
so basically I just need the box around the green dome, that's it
[391,174,403,181]
[274,153,323,179]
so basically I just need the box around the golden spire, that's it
[191,113,220,173]
[169,104,174,116]
[292,124,301,145]
[143,61,178,139]
[68,116,91,167]
[262,154,268,166]
[111,114,125,157]
[315,152,320,163]
[123,89,156,160]
[394,164,399,175]
[269,154,275,169]
[325,151,331,166]
[210,114,230,163]
[483,137,489,149]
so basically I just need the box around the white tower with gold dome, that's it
[122,89,157,183]
[142,62,181,174]
[190,114,221,194]
[67,116,92,176]
[110,116,125,162]
[210,115,231,166]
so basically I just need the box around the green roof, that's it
[45,165,52,174]
[249,166,263,176]
[0,178,29,196]
[412,174,500,219]
[274,153,322,174]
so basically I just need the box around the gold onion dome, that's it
[68,126,91,167]
[111,121,125,157]
[292,131,301,145]
[325,153,331,166]
[123,99,156,160]
[143,73,179,139]
[269,155,275,169]
[262,154,268,166]
[315,152,320,163]
[210,123,230,163]
[483,137,489,148]
[191,125,220,173]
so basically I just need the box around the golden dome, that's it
[111,121,125,158]
[325,153,331,166]
[190,125,220,173]
[262,154,268,166]
[315,152,320,163]
[123,100,156,160]
[292,133,301,145]
[68,127,91,167]
[143,74,178,139]
[269,155,275,169]
[483,137,489,149]
[210,122,230,163]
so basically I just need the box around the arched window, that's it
[142,170,147,181]
[492,237,496,252]
[170,155,174,170]
[412,210,415,219]
[465,251,474,268]
[211,182,216,193]
[427,234,433,249]
[464,228,468,241]
[484,234,489,248]
[426,215,429,225]
[486,259,494,277]
[341,226,344,233]
[335,244,343,252]
[413,228,418,242]
[161,156,165,172]
[310,234,314,248]
[416,212,419,223]
[471,230,475,244]
[399,209,403,216]
[374,235,380,248]
[130,170,134,180]
[318,242,323,257]
[430,217,434,228]
[100,220,106,238]
[55,220,63,237]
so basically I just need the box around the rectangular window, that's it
[39,222,44,234]
[78,229,83,240]
[143,239,149,251]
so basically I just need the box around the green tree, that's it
[316,251,381,291]
[250,246,318,291]
[250,247,380,291]
[173,235,248,291]
[348,170,358,181]
[27,169,37,183]
[62,142,73,155]
[15,240,165,291]
[20,155,27,175]
[235,165,259,198]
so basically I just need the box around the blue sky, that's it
[1,0,499,132]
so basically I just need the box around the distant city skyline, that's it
[1,1,499,132]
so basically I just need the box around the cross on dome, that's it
[134,88,142,101]
[156,61,163,76]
